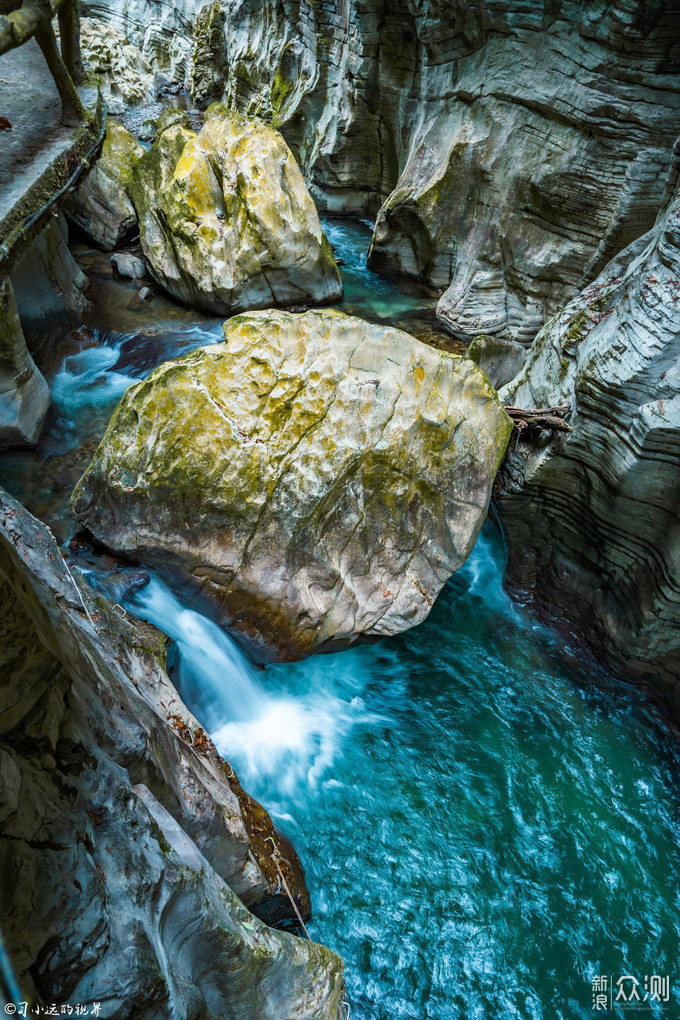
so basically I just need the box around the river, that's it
[1,218,679,1019]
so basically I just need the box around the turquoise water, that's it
[219,524,680,1019]
[1,220,679,1018]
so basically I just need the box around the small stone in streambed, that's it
[138,118,157,141]
[138,286,153,301]
[88,567,151,603]
[111,252,147,280]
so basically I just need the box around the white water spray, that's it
[125,575,380,797]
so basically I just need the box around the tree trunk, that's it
[34,12,84,126]
[57,0,83,85]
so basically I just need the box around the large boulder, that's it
[0,280,50,449]
[64,120,144,250]
[496,183,680,709]
[0,487,344,1015]
[71,309,512,661]
[127,105,342,314]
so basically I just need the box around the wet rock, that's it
[71,308,512,661]
[0,487,344,1015]
[111,251,147,279]
[189,0,228,109]
[87,566,151,603]
[138,285,153,301]
[0,280,50,450]
[137,116,157,141]
[11,213,88,334]
[496,181,680,708]
[127,103,342,314]
[466,335,526,390]
[64,121,144,251]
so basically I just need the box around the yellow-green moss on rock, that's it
[72,309,511,661]
[64,120,144,251]
[127,104,342,314]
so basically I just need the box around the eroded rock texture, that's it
[71,309,512,661]
[127,105,342,314]
[0,488,344,1016]
[83,0,680,345]
[496,183,680,709]
[64,120,144,251]
[0,280,50,450]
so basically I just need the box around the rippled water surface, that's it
[125,523,680,1020]
[2,219,679,1018]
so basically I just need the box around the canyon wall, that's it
[496,180,680,710]
[83,0,680,345]
[0,489,344,1016]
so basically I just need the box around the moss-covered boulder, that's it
[64,120,144,251]
[72,309,512,660]
[127,105,342,314]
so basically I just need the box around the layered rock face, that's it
[0,280,50,449]
[11,213,88,337]
[0,488,344,1016]
[466,335,526,391]
[127,105,342,314]
[64,120,144,250]
[71,309,511,661]
[83,0,680,345]
[496,184,680,708]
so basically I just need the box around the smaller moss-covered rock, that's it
[127,103,342,314]
[72,309,512,661]
[64,120,144,250]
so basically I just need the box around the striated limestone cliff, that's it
[0,488,344,1017]
[82,0,680,346]
[496,181,680,710]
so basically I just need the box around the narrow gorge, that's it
[1,2,679,1018]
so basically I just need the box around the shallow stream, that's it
[1,219,679,1019]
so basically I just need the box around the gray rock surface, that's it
[82,0,680,346]
[0,280,50,450]
[496,182,680,708]
[80,17,156,110]
[466,335,526,391]
[64,121,143,251]
[0,488,344,1016]
[71,309,512,661]
[11,213,88,335]
[111,251,147,279]
[127,104,342,315]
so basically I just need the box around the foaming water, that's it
[128,576,266,728]
[50,324,223,435]
[124,576,382,796]
[124,523,680,1019]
